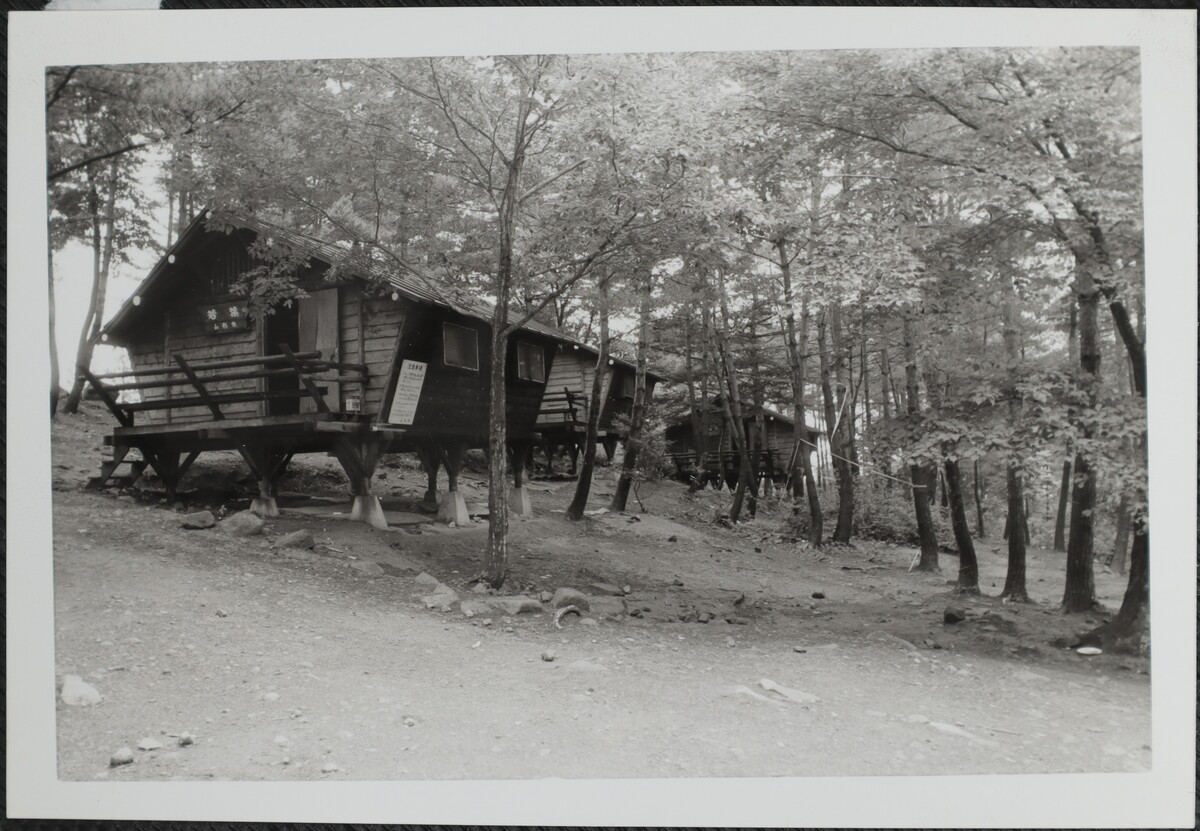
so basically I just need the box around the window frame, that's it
[515,341,546,383]
[442,322,480,372]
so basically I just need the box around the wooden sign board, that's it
[386,359,427,425]
[201,302,251,333]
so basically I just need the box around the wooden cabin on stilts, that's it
[85,211,622,527]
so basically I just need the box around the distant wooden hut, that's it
[665,401,822,490]
[86,211,632,526]
[535,345,662,475]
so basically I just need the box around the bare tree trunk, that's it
[682,294,707,488]
[972,460,985,538]
[566,276,609,520]
[1063,266,1100,612]
[903,315,938,569]
[712,275,754,522]
[944,458,980,593]
[49,227,60,417]
[63,161,118,414]
[611,271,651,512]
[1052,459,1071,552]
[1000,270,1031,601]
[482,91,534,589]
[818,309,854,543]
[1110,493,1131,575]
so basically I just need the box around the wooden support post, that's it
[238,445,278,518]
[543,438,556,478]
[436,440,470,526]
[568,440,580,476]
[279,344,330,414]
[333,435,390,529]
[601,437,618,463]
[508,440,533,517]
[416,442,442,506]
[79,367,133,427]
[173,355,225,420]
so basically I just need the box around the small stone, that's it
[215,609,229,618]
[541,650,557,662]
[811,591,825,599]
[414,572,440,589]
[725,615,749,625]
[580,618,599,627]
[421,584,460,612]
[109,747,134,767]
[481,618,493,627]
[321,762,339,773]
[589,582,625,596]
[137,737,163,751]
[60,675,102,706]
[180,511,215,530]
[793,646,807,653]
[538,591,553,603]
[262,692,280,702]
[943,607,967,624]
[403,717,416,727]
[668,535,678,543]
[551,588,591,611]
[277,529,314,549]
[725,636,736,647]
[222,511,265,537]
[472,583,490,594]
[697,611,713,624]
[490,595,542,615]
[178,732,194,746]
[672,577,684,587]
[350,560,384,577]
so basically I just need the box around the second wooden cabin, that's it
[90,211,654,526]
[665,400,823,490]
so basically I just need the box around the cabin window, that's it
[516,342,545,383]
[619,371,637,398]
[443,322,479,371]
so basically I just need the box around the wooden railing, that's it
[80,345,368,427]
[538,388,589,427]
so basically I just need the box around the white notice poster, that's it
[386,360,427,425]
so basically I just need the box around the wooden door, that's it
[298,288,340,412]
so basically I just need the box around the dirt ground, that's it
[52,402,1150,781]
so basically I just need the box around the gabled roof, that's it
[100,210,661,381]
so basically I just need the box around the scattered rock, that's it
[725,615,749,625]
[180,511,215,530]
[490,595,542,615]
[541,650,557,662]
[137,737,163,751]
[177,732,194,746]
[811,591,826,600]
[668,535,678,543]
[792,646,807,653]
[697,612,713,624]
[589,582,625,596]
[109,747,134,767]
[60,675,102,706]
[481,618,494,627]
[321,762,339,773]
[551,588,591,611]
[943,607,967,625]
[414,572,440,590]
[538,591,553,603]
[759,678,820,704]
[472,582,490,594]
[672,577,684,586]
[421,584,460,612]
[215,609,229,618]
[628,608,643,618]
[350,560,385,577]
[580,618,599,627]
[222,511,264,537]
[276,529,314,549]
[725,636,736,647]
[1075,646,1103,656]
[403,716,416,727]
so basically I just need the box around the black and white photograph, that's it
[7,6,1196,827]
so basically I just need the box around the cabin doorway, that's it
[264,301,300,417]
[298,288,340,412]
